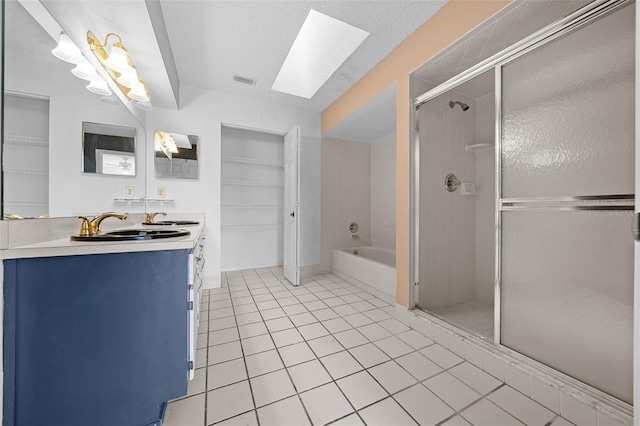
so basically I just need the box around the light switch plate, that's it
[157,187,166,199]
[125,186,134,198]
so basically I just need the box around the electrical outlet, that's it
[157,187,166,199]
[125,186,134,198]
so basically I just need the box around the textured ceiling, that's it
[159,0,446,112]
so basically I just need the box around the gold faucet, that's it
[75,212,127,236]
[145,212,167,224]
[3,214,24,220]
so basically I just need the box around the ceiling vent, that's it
[233,75,257,86]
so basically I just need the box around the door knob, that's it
[290,212,295,217]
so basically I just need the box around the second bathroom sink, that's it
[142,220,200,226]
[71,229,190,241]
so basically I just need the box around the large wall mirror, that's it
[154,131,199,179]
[3,0,146,219]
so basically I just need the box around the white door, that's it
[284,126,300,285]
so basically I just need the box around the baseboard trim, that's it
[332,270,395,305]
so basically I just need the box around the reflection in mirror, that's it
[82,122,136,176]
[154,131,199,179]
[3,0,146,219]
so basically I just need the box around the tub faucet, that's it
[145,211,167,224]
[75,212,127,236]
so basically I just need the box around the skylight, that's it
[271,10,369,99]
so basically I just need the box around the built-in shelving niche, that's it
[220,126,285,271]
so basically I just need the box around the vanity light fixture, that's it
[52,32,84,64]
[87,31,151,103]
[155,131,179,154]
[71,58,99,81]
[86,77,112,96]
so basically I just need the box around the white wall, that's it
[418,92,477,310]
[474,93,495,303]
[321,136,371,268]
[370,132,396,250]
[145,84,321,284]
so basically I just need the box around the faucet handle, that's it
[75,215,92,236]
[145,212,167,224]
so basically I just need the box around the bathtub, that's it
[332,247,396,303]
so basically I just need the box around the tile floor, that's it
[430,299,494,340]
[164,267,574,426]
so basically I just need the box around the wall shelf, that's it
[113,197,145,203]
[4,200,48,206]
[147,198,175,203]
[465,143,493,153]
[221,180,284,187]
[4,168,48,176]
[221,157,284,169]
[4,135,49,147]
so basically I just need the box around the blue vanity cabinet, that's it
[3,249,191,426]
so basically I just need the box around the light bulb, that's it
[128,81,150,102]
[104,45,130,73]
[86,77,112,96]
[52,33,83,64]
[71,59,99,81]
[116,66,139,88]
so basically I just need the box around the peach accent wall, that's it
[321,0,510,307]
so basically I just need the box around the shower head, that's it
[449,101,469,111]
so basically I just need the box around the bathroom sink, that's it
[70,229,190,241]
[142,220,200,226]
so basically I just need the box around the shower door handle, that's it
[633,213,640,241]
[290,212,295,218]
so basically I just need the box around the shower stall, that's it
[413,0,634,407]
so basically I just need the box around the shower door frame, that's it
[411,0,632,342]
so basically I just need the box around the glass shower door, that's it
[499,3,635,404]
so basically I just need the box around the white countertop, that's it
[0,214,205,259]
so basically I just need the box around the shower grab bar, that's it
[501,205,633,212]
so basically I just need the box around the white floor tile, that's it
[307,335,345,357]
[374,336,414,358]
[303,300,328,311]
[349,343,391,368]
[359,397,418,426]
[212,410,258,426]
[298,322,330,340]
[363,309,393,322]
[235,312,263,326]
[343,313,375,328]
[322,318,353,333]
[461,399,524,426]
[271,328,304,348]
[164,394,205,426]
[351,300,377,312]
[449,362,502,395]
[257,396,311,426]
[210,316,237,331]
[337,370,388,409]
[420,344,464,369]
[488,386,555,426]
[323,296,348,307]
[394,383,455,426]
[331,413,366,425]
[282,304,308,316]
[234,303,259,315]
[312,308,340,321]
[378,319,410,334]
[424,372,482,410]
[264,317,295,333]
[368,361,418,394]
[207,381,255,424]
[287,359,332,392]
[278,296,300,306]
[195,348,207,369]
[357,323,392,341]
[210,307,235,319]
[260,307,287,320]
[441,415,472,426]
[256,300,280,311]
[184,367,206,397]
[333,329,369,349]
[561,393,597,426]
[209,341,243,365]
[300,382,354,426]
[238,322,269,339]
[550,416,576,426]
[530,378,560,413]
[290,312,318,327]
[396,330,435,350]
[250,369,296,407]
[245,349,284,377]
[278,342,316,367]
[333,304,359,316]
[209,327,240,346]
[395,351,442,381]
[320,350,363,379]
[207,358,248,390]
[241,334,276,356]
[341,294,363,304]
